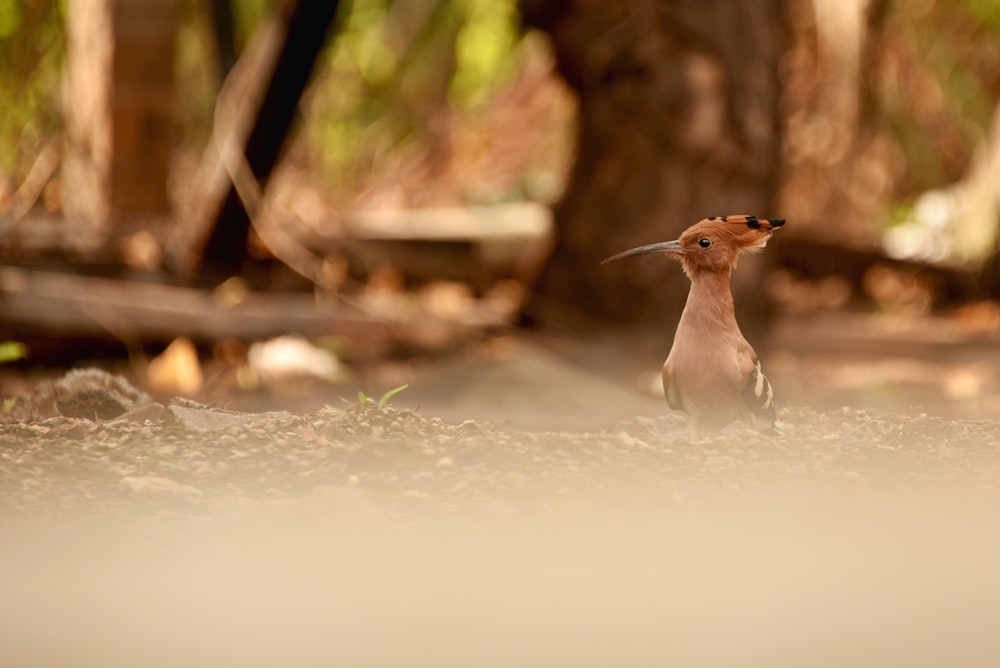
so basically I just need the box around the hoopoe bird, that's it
[602,214,785,436]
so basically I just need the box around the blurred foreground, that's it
[3,395,1000,667]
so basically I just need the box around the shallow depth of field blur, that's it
[5,2,1000,666]
[0,0,999,424]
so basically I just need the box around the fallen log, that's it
[0,266,509,356]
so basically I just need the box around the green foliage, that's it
[2,396,16,414]
[965,0,1000,35]
[0,2,24,39]
[304,0,523,191]
[0,0,532,204]
[450,0,519,108]
[0,0,64,176]
[230,0,273,48]
[872,0,1000,193]
[327,384,409,412]
[0,341,27,364]
[375,383,409,410]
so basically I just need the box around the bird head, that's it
[601,215,785,275]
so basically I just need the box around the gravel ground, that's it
[2,400,1000,520]
[4,390,1000,667]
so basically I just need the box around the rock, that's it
[110,402,169,424]
[167,403,294,433]
[31,368,152,420]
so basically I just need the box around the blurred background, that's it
[2,0,1000,427]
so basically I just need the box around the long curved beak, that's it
[601,240,684,265]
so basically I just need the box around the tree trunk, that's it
[195,0,340,280]
[521,0,786,336]
[62,0,178,228]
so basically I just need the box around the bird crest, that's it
[685,214,784,254]
[601,214,785,275]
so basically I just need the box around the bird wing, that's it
[738,346,776,425]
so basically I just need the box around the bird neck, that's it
[681,267,739,333]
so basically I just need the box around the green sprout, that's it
[375,384,409,410]
[326,384,410,412]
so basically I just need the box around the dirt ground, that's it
[3,322,1000,667]
[3,306,1000,666]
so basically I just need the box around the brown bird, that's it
[602,214,785,436]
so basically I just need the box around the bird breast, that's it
[665,319,749,427]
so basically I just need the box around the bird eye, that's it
[698,238,711,248]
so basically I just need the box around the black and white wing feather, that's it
[741,355,778,432]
